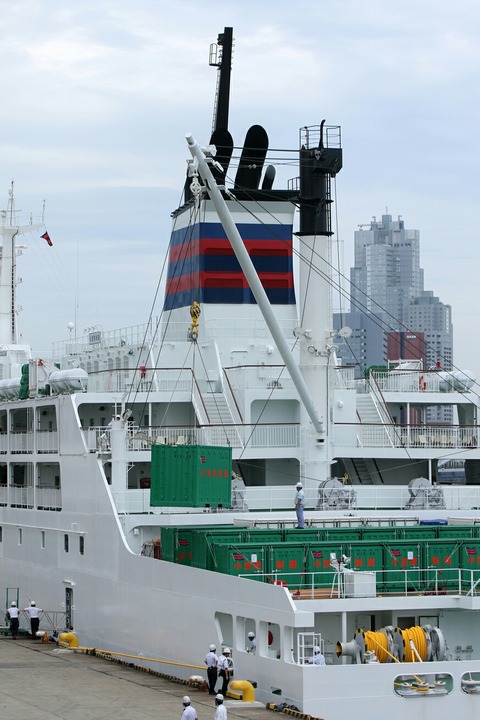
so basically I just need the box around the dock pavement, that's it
[0,634,278,719]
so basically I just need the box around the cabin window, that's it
[79,536,85,555]
[259,620,281,660]
[394,672,452,697]
[236,617,256,653]
[461,672,480,694]
[64,534,69,553]
[41,531,45,549]
[0,526,2,542]
[214,612,233,651]
[18,528,22,546]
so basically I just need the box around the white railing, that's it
[89,423,301,454]
[109,483,480,516]
[36,487,62,510]
[334,423,479,451]
[36,430,59,454]
[239,567,480,598]
[10,433,34,454]
[9,485,34,508]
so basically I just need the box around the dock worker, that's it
[7,601,20,640]
[294,482,305,528]
[204,643,218,694]
[246,631,256,654]
[181,696,197,720]
[24,601,42,637]
[214,693,227,720]
[217,647,231,697]
[307,645,326,665]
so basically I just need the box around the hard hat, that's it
[314,646,321,653]
[223,647,231,654]
[31,601,36,606]
[215,694,224,702]
[10,601,16,606]
[182,696,191,705]
[209,644,216,651]
[248,632,255,638]
[296,482,303,488]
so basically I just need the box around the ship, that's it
[1,27,480,720]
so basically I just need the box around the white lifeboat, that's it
[49,369,88,393]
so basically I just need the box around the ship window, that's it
[64,534,69,552]
[214,612,233,650]
[41,531,45,549]
[18,528,22,545]
[0,526,2,542]
[394,672,452,696]
[259,620,280,660]
[79,536,85,555]
[461,671,480,694]
[236,617,256,653]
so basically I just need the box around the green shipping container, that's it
[423,540,461,591]
[305,542,351,593]
[209,542,266,580]
[268,542,307,588]
[150,444,232,507]
[382,540,422,593]
[400,526,438,540]
[284,529,323,543]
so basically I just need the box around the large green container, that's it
[160,524,243,566]
[400,526,438,540]
[382,540,422,593]
[209,542,266,580]
[150,444,232,507]
[203,530,248,570]
[268,542,307,588]
[160,526,200,566]
[361,528,400,542]
[305,542,351,593]
[460,540,480,590]
[246,529,285,544]
[423,540,462,591]
[323,528,362,542]
[437,525,478,540]
[284,528,323,543]
[348,541,384,573]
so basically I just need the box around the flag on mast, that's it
[41,231,53,247]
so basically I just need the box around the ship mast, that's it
[209,27,233,134]
[0,182,44,345]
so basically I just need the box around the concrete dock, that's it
[0,635,277,719]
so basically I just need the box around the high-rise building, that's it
[335,213,453,381]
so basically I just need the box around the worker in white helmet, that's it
[181,695,197,720]
[214,693,227,720]
[6,601,20,639]
[307,645,326,665]
[294,481,305,528]
[246,631,256,654]
[24,600,42,637]
[204,643,218,694]
[217,647,232,697]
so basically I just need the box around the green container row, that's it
[160,523,480,569]
[160,526,480,594]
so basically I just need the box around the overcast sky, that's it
[1,1,479,378]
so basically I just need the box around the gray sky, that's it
[2,1,479,378]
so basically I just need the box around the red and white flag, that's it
[41,231,53,247]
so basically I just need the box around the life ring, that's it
[419,376,426,391]
[268,630,274,646]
